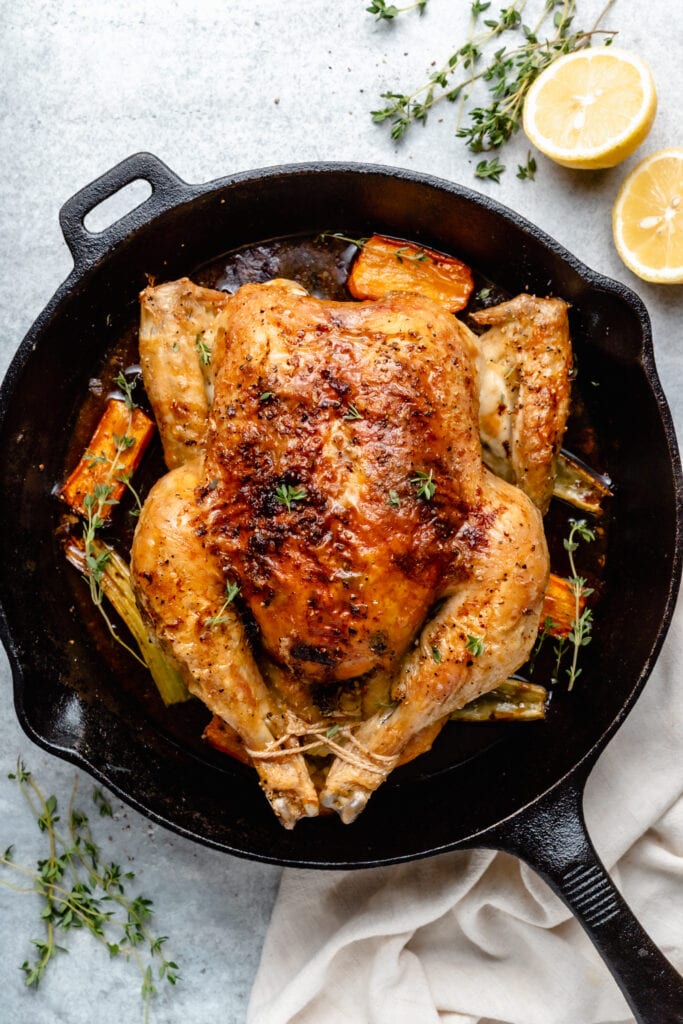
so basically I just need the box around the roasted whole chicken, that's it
[131,274,572,827]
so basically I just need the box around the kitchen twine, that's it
[248,598,683,1024]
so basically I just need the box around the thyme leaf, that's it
[556,518,596,690]
[206,581,241,628]
[113,372,138,411]
[465,634,485,657]
[516,150,537,180]
[475,156,506,182]
[395,245,431,264]
[343,403,363,421]
[274,484,307,512]
[410,468,436,501]
[195,334,211,366]
[366,0,429,21]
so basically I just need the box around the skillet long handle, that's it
[488,780,683,1024]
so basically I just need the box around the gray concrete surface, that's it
[1,2,681,1022]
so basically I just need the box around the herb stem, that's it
[1,763,179,1011]
[370,0,618,178]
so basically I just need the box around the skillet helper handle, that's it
[59,152,188,271]
[493,781,683,1024]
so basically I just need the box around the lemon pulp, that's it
[613,149,683,284]
[523,48,657,170]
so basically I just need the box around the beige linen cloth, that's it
[248,600,683,1024]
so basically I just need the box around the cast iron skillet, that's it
[0,154,681,1021]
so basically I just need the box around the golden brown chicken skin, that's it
[131,459,319,828]
[200,282,484,684]
[132,279,550,826]
[139,278,230,469]
[320,470,548,821]
[471,295,572,513]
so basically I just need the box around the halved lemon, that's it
[523,47,657,170]
[612,149,683,284]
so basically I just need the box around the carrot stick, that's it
[203,717,253,765]
[59,398,155,519]
[541,572,587,637]
[348,234,474,312]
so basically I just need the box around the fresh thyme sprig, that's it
[531,518,596,687]
[370,0,618,180]
[114,371,138,411]
[0,762,179,1022]
[410,468,437,500]
[553,518,596,689]
[315,230,370,248]
[367,0,429,21]
[206,581,241,628]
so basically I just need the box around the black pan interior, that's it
[0,165,680,866]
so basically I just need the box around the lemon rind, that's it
[612,148,683,284]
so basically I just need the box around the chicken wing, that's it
[471,295,572,512]
[139,278,230,468]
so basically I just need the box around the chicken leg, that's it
[131,459,319,827]
[320,471,548,822]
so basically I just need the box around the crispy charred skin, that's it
[201,282,483,684]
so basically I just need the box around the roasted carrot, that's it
[59,398,155,519]
[541,572,587,637]
[203,717,253,765]
[347,234,474,312]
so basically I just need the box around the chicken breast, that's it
[200,282,483,684]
